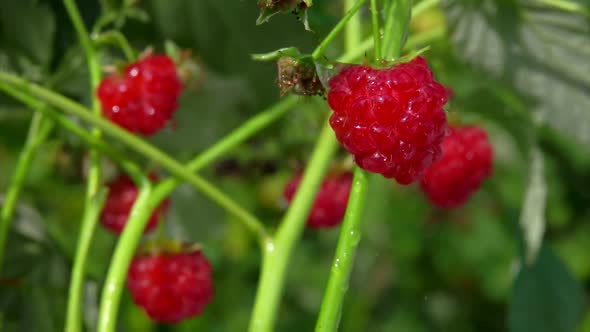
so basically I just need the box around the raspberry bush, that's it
[0,0,589,332]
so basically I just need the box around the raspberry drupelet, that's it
[327,56,449,184]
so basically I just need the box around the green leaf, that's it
[0,0,56,68]
[444,0,590,148]
[509,246,584,332]
[519,146,546,264]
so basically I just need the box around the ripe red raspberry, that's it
[127,245,214,323]
[97,55,182,135]
[327,56,448,184]
[100,174,169,234]
[283,172,352,228]
[420,125,493,208]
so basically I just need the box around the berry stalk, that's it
[311,0,367,60]
[315,167,368,331]
[0,112,52,274]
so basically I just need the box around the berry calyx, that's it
[127,243,214,323]
[327,56,449,184]
[420,125,493,208]
[283,172,352,228]
[97,55,182,135]
[100,173,169,234]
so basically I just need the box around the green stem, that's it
[93,30,136,61]
[63,2,105,329]
[0,72,265,241]
[315,168,368,331]
[344,0,362,52]
[0,111,52,274]
[66,189,108,332]
[381,0,412,59]
[97,181,153,332]
[249,118,339,332]
[412,0,440,18]
[370,0,381,61]
[311,0,368,60]
[0,83,145,184]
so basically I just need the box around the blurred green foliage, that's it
[0,0,589,331]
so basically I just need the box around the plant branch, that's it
[311,0,368,60]
[315,167,368,331]
[97,181,153,332]
[0,110,52,274]
[93,30,137,61]
[249,117,339,332]
[66,188,108,332]
[370,0,382,61]
[0,74,266,244]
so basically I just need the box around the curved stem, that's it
[97,181,153,332]
[66,189,107,332]
[249,118,339,332]
[0,72,265,240]
[0,111,52,274]
[315,168,368,331]
[311,0,368,60]
[93,30,136,61]
[63,2,105,329]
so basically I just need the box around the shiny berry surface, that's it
[100,174,169,234]
[327,56,448,184]
[127,249,214,323]
[420,126,493,208]
[97,55,182,135]
[283,172,352,228]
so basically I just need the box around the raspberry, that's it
[100,174,169,234]
[127,245,214,323]
[283,172,352,228]
[420,125,493,208]
[327,56,448,184]
[97,55,182,135]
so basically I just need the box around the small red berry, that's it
[97,55,182,135]
[283,172,352,228]
[100,174,169,234]
[127,246,214,323]
[327,56,448,184]
[420,125,493,208]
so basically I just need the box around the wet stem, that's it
[0,0,442,330]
